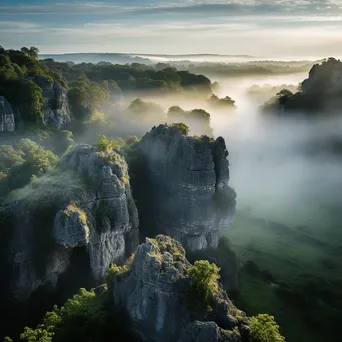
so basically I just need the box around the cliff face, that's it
[302,57,342,96]
[110,235,249,342]
[135,124,236,251]
[0,144,139,301]
[265,58,342,114]
[33,75,72,129]
[0,96,15,132]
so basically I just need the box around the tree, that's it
[276,89,293,107]
[20,326,54,342]
[19,81,44,122]
[20,46,39,59]
[172,123,189,136]
[250,314,285,342]
[188,260,220,310]
[28,47,40,59]
[20,47,30,55]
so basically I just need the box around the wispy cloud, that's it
[1,0,341,16]
[1,0,342,57]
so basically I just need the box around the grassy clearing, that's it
[225,209,342,342]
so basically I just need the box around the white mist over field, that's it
[206,73,342,241]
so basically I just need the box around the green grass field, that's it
[225,206,342,342]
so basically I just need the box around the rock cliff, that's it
[0,96,15,132]
[31,75,72,129]
[0,144,139,301]
[109,235,249,342]
[264,58,342,114]
[134,124,236,251]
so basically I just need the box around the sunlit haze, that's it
[1,0,342,58]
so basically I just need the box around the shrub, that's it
[250,314,285,342]
[105,253,135,282]
[187,260,220,310]
[64,201,87,225]
[17,288,114,342]
[172,123,189,136]
[94,135,121,152]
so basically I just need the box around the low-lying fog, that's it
[135,71,342,244]
[210,73,342,243]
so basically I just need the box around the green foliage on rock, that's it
[0,139,59,200]
[188,260,221,310]
[171,123,190,136]
[94,135,121,152]
[67,75,110,121]
[19,80,44,122]
[105,253,135,282]
[18,288,115,342]
[167,106,213,137]
[0,47,67,125]
[250,314,285,342]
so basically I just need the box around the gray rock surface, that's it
[22,75,71,129]
[110,235,249,342]
[177,321,243,342]
[0,96,15,132]
[137,124,236,250]
[0,144,139,301]
[42,81,71,130]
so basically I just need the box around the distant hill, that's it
[39,52,256,64]
[39,53,154,65]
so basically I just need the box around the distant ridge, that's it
[40,52,255,58]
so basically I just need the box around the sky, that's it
[1,0,342,58]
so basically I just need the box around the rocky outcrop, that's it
[264,58,342,114]
[135,124,236,251]
[0,96,15,132]
[109,235,249,342]
[302,57,342,96]
[0,144,139,301]
[24,75,71,129]
[43,81,71,129]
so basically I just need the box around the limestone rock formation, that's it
[24,75,72,129]
[135,124,236,250]
[0,96,15,132]
[42,81,71,130]
[0,144,139,301]
[109,235,249,342]
[302,57,342,96]
[264,58,342,114]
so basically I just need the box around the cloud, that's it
[0,21,37,29]
[0,0,341,16]
[1,0,342,57]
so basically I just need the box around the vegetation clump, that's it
[16,288,116,342]
[150,235,186,258]
[0,46,66,124]
[171,123,190,136]
[68,75,110,122]
[167,106,213,136]
[187,260,221,311]
[250,314,285,342]
[64,201,87,225]
[105,253,135,282]
[208,94,236,109]
[94,135,121,153]
[0,139,59,200]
